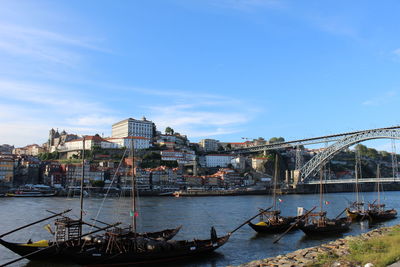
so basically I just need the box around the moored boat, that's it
[346,157,368,221]
[0,138,183,266]
[248,154,298,234]
[367,164,397,223]
[6,191,56,197]
[298,211,351,236]
[299,168,351,236]
[248,210,298,233]
[63,227,230,265]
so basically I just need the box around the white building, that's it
[231,156,246,170]
[63,135,118,151]
[199,139,219,152]
[161,149,196,164]
[203,154,234,168]
[105,136,151,150]
[112,117,155,139]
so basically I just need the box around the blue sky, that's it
[1,0,400,149]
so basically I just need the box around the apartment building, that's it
[0,158,14,183]
[199,139,219,152]
[112,117,155,139]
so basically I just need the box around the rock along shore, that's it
[233,225,397,267]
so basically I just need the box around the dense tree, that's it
[269,137,285,143]
[165,127,174,135]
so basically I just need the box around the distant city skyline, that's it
[1,1,400,151]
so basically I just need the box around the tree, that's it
[355,144,368,155]
[165,126,174,135]
[269,137,285,143]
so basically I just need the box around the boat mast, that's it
[79,136,85,223]
[377,164,380,207]
[319,167,323,213]
[130,137,137,234]
[273,154,278,211]
[355,161,359,204]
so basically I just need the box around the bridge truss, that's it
[300,128,400,183]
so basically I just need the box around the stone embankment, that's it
[235,226,395,267]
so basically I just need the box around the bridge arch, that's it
[300,129,400,182]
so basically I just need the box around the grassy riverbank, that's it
[313,225,400,267]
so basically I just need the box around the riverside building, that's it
[112,117,155,139]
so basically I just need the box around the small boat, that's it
[346,202,368,221]
[367,203,397,222]
[0,221,181,262]
[298,211,351,236]
[0,139,183,266]
[367,164,397,223]
[248,154,298,234]
[346,155,367,221]
[63,227,230,265]
[299,168,351,236]
[6,184,56,197]
[6,191,56,197]
[248,210,298,233]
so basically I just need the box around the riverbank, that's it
[235,225,400,267]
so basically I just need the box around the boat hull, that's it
[346,209,368,221]
[368,209,397,222]
[0,239,59,261]
[0,226,181,262]
[66,235,230,265]
[248,217,298,233]
[299,217,351,236]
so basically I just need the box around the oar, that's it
[229,206,273,235]
[0,209,72,238]
[91,218,113,226]
[273,206,316,244]
[0,222,121,267]
[334,208,347,220]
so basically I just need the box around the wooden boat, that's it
[248,210,298,233]
[62,227,230,265]
[346,202,368,221]
[299,168,351,236]
[367,204,397,222]
[6,185,56,197]
[0,138,182,266]
[367,164,397,223]
[298,211,351,236]
[346,158,367,221]
[6,191,56,197]
[248,154,298,233]
[0,223,181,262]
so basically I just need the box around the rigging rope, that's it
[89,148,129,233]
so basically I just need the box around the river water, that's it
[1,191,400,267]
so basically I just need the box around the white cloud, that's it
[148,100,254,140]
[393,48,400,57]
[67,115,120,127]
[0,23,108,67]
[362,91,397,106]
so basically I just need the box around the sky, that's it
[1,0,400,150]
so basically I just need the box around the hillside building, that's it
[112,117,155,139]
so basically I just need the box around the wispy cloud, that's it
[147,98,255,140]
[208,0,285,11]
[67,115,120,127]
[362,91,397,106]
[0,23,108,67]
